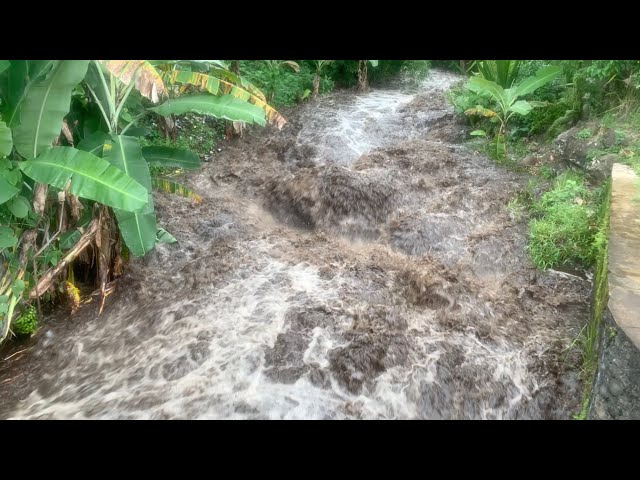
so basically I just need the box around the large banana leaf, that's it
[103,135,156,256]
[0,121,12,157]
[515,66,562,97]
[466,76,507,107]
[149,94,266,126]
[1,60,57,128]
[151,60,228,70]
[154,61,267,100]
[19,146,148,212]
[208,66,267,100]
[0,142,20,204]
[142,146,200,170]
[477,60,521,88]
[509,100,534,116]
[12,61,90,159]
[100,60,166,104]
[0,176,19,204]
[163,70,285,128]
[77,131,110,156]
[113,209,157,256]
[0,60,9,74]
[103,135,151,189]
[167,70,221,95]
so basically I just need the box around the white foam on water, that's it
[295,70,460,166]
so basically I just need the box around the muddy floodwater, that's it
[0,70,590,419]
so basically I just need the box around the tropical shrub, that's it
[463,65,562,159]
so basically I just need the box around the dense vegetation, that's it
[443,60,640,272]
[445,60,640,418]
[0,60,285,342]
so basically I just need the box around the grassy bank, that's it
[573,180,611,419]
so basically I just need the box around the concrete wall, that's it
[590,164,640,419]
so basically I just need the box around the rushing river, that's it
[0,70,590,419]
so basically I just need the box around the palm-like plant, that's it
[474,60,523,89]
[312,60,333,98]
[464,65,561,159]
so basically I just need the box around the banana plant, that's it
[0,59,279,342]
[474,60,522,88]
[152,60,287,131]
[260,60,300,103]
[312,60,333,98]
[83,60,276,256]
[357,60,378,92]
[464,65,562,160]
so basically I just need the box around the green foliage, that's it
[150,95,266,125]
[527,173,599,270]
[142,145,201,170]
[400,61,431,84]
[449,61,576,140]
[474,60,522,88]
[560,60,640,117]
[12,305,37,337]
[240,60,334,108]
[576,128,593,139]
[447,83,497,133]
[572,180,611,419]
[103,135,156,257]
[464,66,562,159]
[0,59,276,345]
[20,146,149,212]
[140,114,224,158]
[539,165,556,180]
[12,61,90,159]
[366,60,430,85]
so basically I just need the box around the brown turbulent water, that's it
[0,70,590,419]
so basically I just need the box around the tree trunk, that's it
[158,115,177,142]
[225,60,243,140]
[357,60,368,92]
[313,73,320,98]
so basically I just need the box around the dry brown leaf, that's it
[100,60,166,103]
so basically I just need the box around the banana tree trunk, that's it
[357,60,368,92]
[158,115,177,142]
[225,60,243,140]
[496,126,507,161]
[313,73,320,98]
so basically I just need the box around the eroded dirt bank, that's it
[0,71,589,419]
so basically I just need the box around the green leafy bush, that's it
[240,61,333,108]
[527,174,598,269]
[12,305,37,337]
